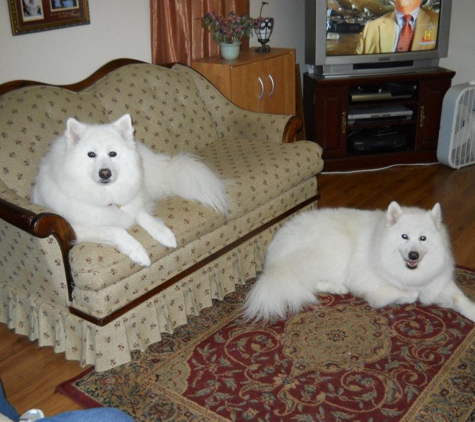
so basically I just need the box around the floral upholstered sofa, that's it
[0,59,324,371]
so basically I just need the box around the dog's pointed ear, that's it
[65,118,87,144]
[387,201,403,226]
[431,203,443,226]
[113,114,135,143]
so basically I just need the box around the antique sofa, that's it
[0,59,324,371]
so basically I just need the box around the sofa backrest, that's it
[84,63,218,154]
[0,62,218,201]
[0,87,106,201]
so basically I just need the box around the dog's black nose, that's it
[99,168,112,180]
[408,251,419,260]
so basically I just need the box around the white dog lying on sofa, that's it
[33,114,228,266]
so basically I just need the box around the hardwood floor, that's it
[1,162,474,417]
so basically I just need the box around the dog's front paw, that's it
[315,281,349,295]
[154,226,177,248]
[366,287,419,308]
[393,290,419,305]
[136,213,178,249]
[128,249,152,267]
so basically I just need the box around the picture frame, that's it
[8,0,90,36]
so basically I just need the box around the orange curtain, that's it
[151,0,250,66]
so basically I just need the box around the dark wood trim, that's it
[307,67,456,87]
[69,193,320,326]
[282,116,303,143]
[0,198,36,231]
[31,213,77,300]
[0,198,77,301]
[295,63,307,141]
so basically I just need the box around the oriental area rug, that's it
[58,267,475,422]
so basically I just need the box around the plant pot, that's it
[219,42,241,60]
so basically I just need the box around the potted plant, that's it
[202,11,254,60]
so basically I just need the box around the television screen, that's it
[305,0,451,76]
[326,0,441,57]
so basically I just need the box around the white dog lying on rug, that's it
[33,114,228,266]
[243,202,475,322]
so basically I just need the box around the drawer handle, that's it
[258,77,264,100]
[268,74,275,97]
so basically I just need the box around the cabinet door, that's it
[416,78,452,150]
[264,53,296,115]
[230,53,295,115]
[231,60,268,113]
[315,86,348,158]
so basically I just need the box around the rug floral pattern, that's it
[59,268,475,421]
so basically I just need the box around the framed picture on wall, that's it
[8,0,90,36]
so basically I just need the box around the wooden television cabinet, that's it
[303,68,455,171]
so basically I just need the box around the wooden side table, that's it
[192,48,297,116]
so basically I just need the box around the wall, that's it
[0,0,151,85]
[249,0,306,80]
[439,0,475,85]
[0,0,473,86]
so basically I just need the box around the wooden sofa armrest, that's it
[0,196,77,301]
[283,116,304,143]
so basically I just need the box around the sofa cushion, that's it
[198,137,323,220]
[69,177,318,318]
[69,196,227,291]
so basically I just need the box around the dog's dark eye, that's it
[87,152,96,158]
[402,234,409,240]
[420,236,427,242]
[109,151,117,158]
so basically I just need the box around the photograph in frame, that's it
[8,0,90,36]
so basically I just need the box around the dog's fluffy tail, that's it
[242,269,319,323]
[141,146,228,214]
[166,153,229,213]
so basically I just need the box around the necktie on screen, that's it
[397,15,413,52]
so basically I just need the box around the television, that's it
[305,0,452,77]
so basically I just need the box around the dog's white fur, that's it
[243,202,475,322]
[33,114,228,266]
